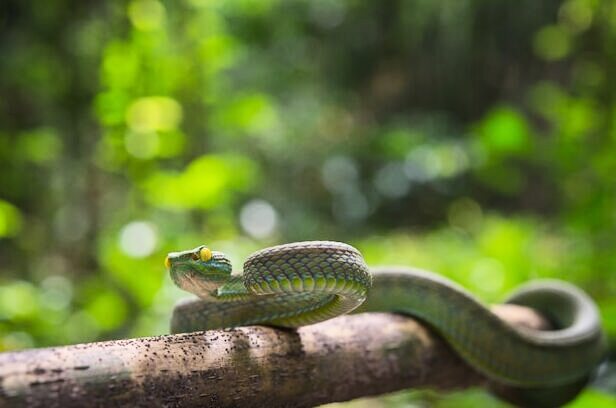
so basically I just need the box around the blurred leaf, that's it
[143,154,260,209]
[0,200,23,237]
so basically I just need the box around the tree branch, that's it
[0,306,550,408]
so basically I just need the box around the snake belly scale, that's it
[166,241,606,407]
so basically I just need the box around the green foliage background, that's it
[0,0,614,406]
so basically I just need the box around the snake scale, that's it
[165,241,606,407]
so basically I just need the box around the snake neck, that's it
[171,269,232,300]
[216,275,252,300]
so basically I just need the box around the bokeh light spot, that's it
[374,162,410,198]
[404,144,469,181]
[16,128,62,164]
[119,221,158,258]
[40,275,73,311]
[321,155,359,193]
[239,199,278,239]
[470,258,506,294]
[54,205,90,243]
[128,0,166,31]
[332,189,370,224]
[0,281,39,320]
[124,131,160,159]
[559,0,593,34]
[534,25,571,61]
[126,96,183,133]
[475,106,531,157]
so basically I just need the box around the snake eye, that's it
[199,247,212,262]
[164,256,171,269]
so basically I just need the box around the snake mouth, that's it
[171,267,220,298]
[167,259,191,270]
[165,254,185,269]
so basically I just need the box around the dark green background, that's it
[0,0,614,406]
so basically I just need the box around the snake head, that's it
[165,245,232,297]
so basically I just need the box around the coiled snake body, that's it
[166,241,606,407]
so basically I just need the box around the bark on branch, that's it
[0,306,549,408]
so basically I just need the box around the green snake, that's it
[166,241,606,407]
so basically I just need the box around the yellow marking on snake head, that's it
[164,256,171,269]
[199,247,212,262]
